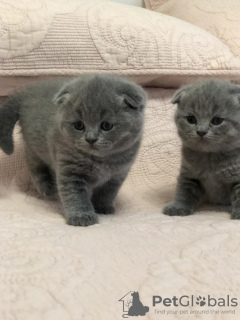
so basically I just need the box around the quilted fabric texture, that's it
[144,0,164,10]
[1,90,240,320]
[1,0,240,95]
[146,0,240,59]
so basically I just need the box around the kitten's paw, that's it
[67,213,99,227]
[94,204,115,215]
[231,210,240,220]
[163,202,193,217]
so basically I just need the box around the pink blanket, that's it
[0,89,238,320]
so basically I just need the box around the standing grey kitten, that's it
[163,80,240,219]
[0,74,146,226]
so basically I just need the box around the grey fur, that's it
[163,80,240,219]
[0,74,146,226]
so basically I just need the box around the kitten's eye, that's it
[211,117,224,125]
[101,122,113,131]
[186,116,197,124]
[73,121,84,130]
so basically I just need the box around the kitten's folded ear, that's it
[171,86,187,104]
[53,88,71,105]
[122,84,147,110]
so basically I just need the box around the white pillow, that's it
[0,0,239,95]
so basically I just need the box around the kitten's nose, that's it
[197,131,207,137]
[85,137,97,144]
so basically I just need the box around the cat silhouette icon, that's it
[128,291,149,317]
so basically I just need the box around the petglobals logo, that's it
[152,295,238,317]
[119,292,238,318]
[119,291,149,318]
[153,295,238,308]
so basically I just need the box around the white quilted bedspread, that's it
[0,89,239,320]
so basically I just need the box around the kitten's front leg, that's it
[57,167,98,227]
[231,183,240,219]
[91,174,126,214]
[163,175,204,217]
[26,149,57,197]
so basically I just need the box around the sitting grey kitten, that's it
[0,74,146,226]
[163,79,240,219]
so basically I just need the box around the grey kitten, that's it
[163,80,240,219]
[0,74,146,226]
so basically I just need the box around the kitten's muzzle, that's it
[197,130,207,137]
[85,137,98,145]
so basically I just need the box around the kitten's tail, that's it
[0,96,20,155]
